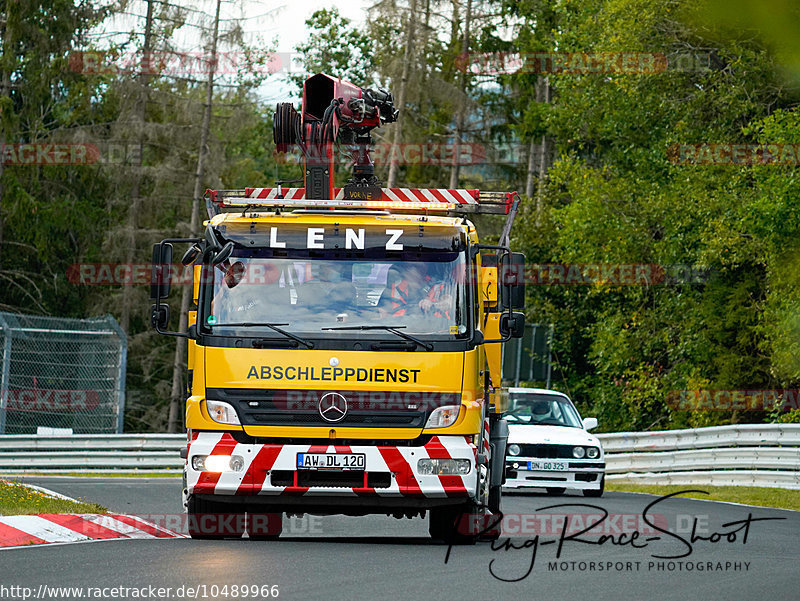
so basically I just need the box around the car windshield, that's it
[203,253,468,337]
[503,393,584,428]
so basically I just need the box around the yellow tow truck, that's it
[150,74,525,543]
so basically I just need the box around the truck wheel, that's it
[488,484,502,514]
[246,510,283,541]
[429,505,479,545]
[546,487,567,496]
[187,495,245,539]
[583,476,605,498]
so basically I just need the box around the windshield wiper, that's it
[321,325,434,351]
[213,322,314,349]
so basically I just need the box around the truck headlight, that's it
[206,400,240,425]
[425,405,461,428]
[418,458,471,475]
[191,454,245,472]
[586,447,600,459]
[508,444,521,456]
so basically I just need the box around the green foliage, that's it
[501,0,800,431]
[291,8,374,90]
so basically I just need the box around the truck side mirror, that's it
[151,303,170,330]
[500,252,525,310]
[211,241,235,265]
[499,311,525,338]
[181,243,201,266]
[150,243,173,300]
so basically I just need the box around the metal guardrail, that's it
[597,424,800,452]
[597,424,800,490]
[0,433,185,473]
[0,425,798,487]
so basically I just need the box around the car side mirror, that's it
[583,417,598,430]
[499,311,525,338]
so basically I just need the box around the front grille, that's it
[248,411,423,427]
[270,470,391,488]
[228,431,432,447]
[208,388,458,429]
[515,444,575,459]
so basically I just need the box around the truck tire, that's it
[583,476,605,498]
[187,495,245,539]
[488,484,502,514]
[429,504,479,545]
[246,510,283,541]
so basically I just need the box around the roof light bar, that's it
[217,197,456,211]
[205,187,514,214]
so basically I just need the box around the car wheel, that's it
[583,476,605,498]
[546,487,567,496]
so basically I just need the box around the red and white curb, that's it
[0,513,187,548]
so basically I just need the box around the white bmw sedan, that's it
[502,388,605,497]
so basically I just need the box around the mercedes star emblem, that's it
[318,392,348,423]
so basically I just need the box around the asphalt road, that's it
[3,477,798,601]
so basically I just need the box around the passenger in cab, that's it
[380,263,453,320]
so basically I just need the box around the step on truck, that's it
[150,73,526,543]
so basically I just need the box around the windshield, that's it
[202,253,469,337]
[503,393,584,428]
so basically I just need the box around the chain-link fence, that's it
[0,312,127,434]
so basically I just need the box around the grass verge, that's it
[0,480,107,516]
[607,483,800,512]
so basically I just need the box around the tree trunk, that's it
[525,136,537,198]
[167,0,221,433]
[387,0,418,188]
[534,77,551,227]
[0,0,15,250]
[449,0,471,189]
[120,0,154,335]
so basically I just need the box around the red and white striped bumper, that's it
[186,432,478,499]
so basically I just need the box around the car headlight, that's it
[418,458,471,475]
[586,447,600,459]
[206,400,240,425]
[425,405,461,428]
[508,444,521,456]
[572,446,586,458]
